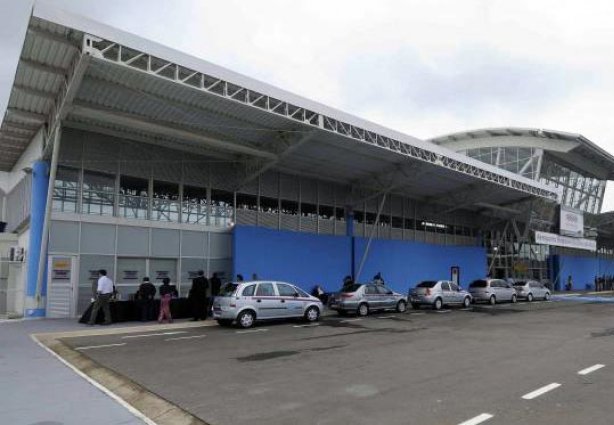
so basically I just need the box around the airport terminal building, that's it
[1,4,613,319]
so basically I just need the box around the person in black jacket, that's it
[135,277,156,321]
[189,270,209,321]
[210,272,222,298]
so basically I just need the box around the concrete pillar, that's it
[24,160,49,317]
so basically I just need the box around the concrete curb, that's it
[32,322,216,425]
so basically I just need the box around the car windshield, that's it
[342,284,362,293]
[469,280,487,288]
[218,283,239,297]
[416,281,437,288]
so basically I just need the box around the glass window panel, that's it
[119,176,149,219]
[152,180,179,222]
[82,170,115,216]
[182,185,207,224]
[211,189,233,227]
[53,166,79,213]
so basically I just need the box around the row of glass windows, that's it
[463,147,539,180]
[52,166,476,235]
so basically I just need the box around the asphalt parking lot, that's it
[61,300,614,425]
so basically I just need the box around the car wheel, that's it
[216,319,233,327]
[511,294,517,303]
[357,303,369,317]
[396,300,407,313]
[304,306,320,322]
[463,297,471,308]
[544,292,550,301]
[237,310,256,329]
[527,293,534,302]
[411,303,420,310]
[433,298,443,310]
[489,295,496,305]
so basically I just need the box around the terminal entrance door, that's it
[47,256,77,318]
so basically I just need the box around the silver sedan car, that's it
[328,283,408,316]
[513,280,551,302]
[409,280,472,310]
[212,281,323,328]
[468,278,517,305]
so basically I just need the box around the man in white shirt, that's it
[87,269,114,325]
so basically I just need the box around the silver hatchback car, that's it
[468,278,517,305]
[513,280,551,302]
[212,281,323,328]
[328,283,408,316]
[409,280,472,310]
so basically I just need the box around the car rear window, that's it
[416,281,437,288]
[219,283,239,297]
[469,280,487,288]
[342,284,362,293]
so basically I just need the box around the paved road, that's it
[62,300,614,425]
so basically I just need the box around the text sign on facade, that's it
[535,230,596,252]
[560,206,584,238]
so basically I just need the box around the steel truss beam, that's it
[82,34,559,202]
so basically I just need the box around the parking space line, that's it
[165,335,207,341]
[122,331,187,339]
[340,318,362,323]
[235,329,268,334]
[522,383,561,400]
[75,343,126,350]
[293,324,320,328]
[457,413,494,425]
[376,316,396,319]
[578,364,605,375]
[436,310,451,313]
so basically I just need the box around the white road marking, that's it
[122,331,187,339]
[340,318,362,323]
[293,324,320,328]
[436,310,451,313]
[236,328,269,334]
[75,343,127,350]
[578,364,605,375]
[376,316,395,319]
[457,413,494,425]
[522,383,561,400]
[30,335,157,425]
[165,335,207,341]
[410,312,425,315]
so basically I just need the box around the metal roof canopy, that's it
[430,127,614,181]
[0,2,560,213]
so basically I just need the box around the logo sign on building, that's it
[559,206,584,238]
[535,230,596,252]
[51,258,71,280]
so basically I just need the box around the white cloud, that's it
[1,0,614,209]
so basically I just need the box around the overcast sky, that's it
[1,0,614,210]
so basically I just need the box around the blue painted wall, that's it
[553,255,601,290]
[354,238,487,294]
[233,225,487,295]
[233,226,352,293]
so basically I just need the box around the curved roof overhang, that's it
[430,127,614,180]
[0,2,560,213]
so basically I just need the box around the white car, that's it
[212,281,323,328]
[513,280,551,302]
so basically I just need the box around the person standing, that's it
[136,277,156,321]
[87,269,114,325]
[188,270,209,321]
[158,277,178,323]
[210,272,222,298]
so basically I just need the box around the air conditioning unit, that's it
[9,246,24,262]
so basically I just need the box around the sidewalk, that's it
[0,318,204,425]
